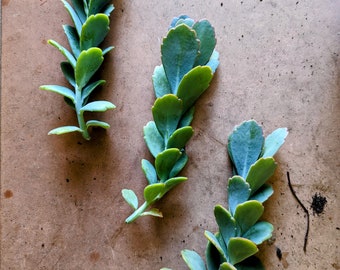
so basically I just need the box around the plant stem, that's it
[125,201,149,224]
[75,85,90,140]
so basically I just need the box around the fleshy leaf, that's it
[227,120,264,178]
[219,263,237,270]
[63,25,80,58]
[167,126,194,149]
[204,231,227,261]
[122,189,138,210]
[71,0,86,23]
[40,85,75,103]
[206,240,224,270]
[81,79,106,105]
[261,128,288,158]
[141,159,158,185]
[234,256,265,270]
[214,205,237,247]
[234,201,264,235]
[140,208,163,218]
[169,152,188,178]
[62,0,83,35]
[143,183,165,203]
[152,65,171,98]
[80,101,115,113]
[143,121,164,158]
[75,48,104,89]
[193,19,216,66]
[80,14,110,50]
[181,249,207,270]
[177,66,213,113]
[48,39,76,68]
[60,62,75,87]
[87,0,112,15]
[155,148,182,181]
[249,184,273,203]
[179,106,195,127]
[245,157,277,196]
[86,120,110,129]
[227,176,251,215]
[161,24,199,94]
[242,221,273,245]
[228,237,259,265]
[206,50,220,73]
[152,94,183,141]
[48,126,83,135]
[164,177,187,191]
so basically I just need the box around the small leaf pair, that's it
[122,16,219,223]
[40,0,115,140]
[180,120,288,270]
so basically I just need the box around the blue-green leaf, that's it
[179,106,195,127]
[234,256,265,270]
[101,4,114,17]
[152,94,183,141]
[60,62,75,87]
[164,177,187,191]
[249,184,273,203]
[227,176,251,215]
[80,101,115,112]
[122,189,138,210]
[161,24,199,94]
[48,39,76,68]
[242,221,273,245]
[80,14,110,50]
[81,79,106,105]
[71,0,86,23]
[152,65,171,98]
[227,120,264,178]
[193,19,216,66]
[181,249,207,270]
[102,46,114,55]
[206,240,224,270]
[63,25,80,58]
[206,50,220,73]
[228,237,258,265]
[87,0,111,15]
[141,159,158,185]
[169,152,188,178]
[86,120,110,129]
[75,48,103,89]
[245,157,277,196]
[177,66,213,113]
[261,127,288,158]
[214,205,237,247]
[204,231,227,261]
[140,208,163,218]
[167,126,194,149]
[61,0,83,36]
[40,85,75,103]
[144,121,165,158]
[234,201,264,235]
[155,148,182,181]
[143,183,165,203]
[48,126,83,135]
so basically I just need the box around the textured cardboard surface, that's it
[1,0,339,269]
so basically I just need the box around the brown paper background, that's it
[1,0,339,269]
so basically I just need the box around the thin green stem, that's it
[125,201,149,224]
[75,85,90,140]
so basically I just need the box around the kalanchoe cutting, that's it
[40,0,115,140]
[122,15,219,223]
[180,120,288,270]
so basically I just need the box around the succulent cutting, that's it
[122,15,219,223]
[181,120,288,269]
[40,0,115,140]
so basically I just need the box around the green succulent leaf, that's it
[261,127,288,158]
[64,96,76,109]
[152,94,183,141]
[143,121,165,158]
[140,208,163,218]
[242,221,273,245]
[227,120,264,178]
[60,62,75,87]
[102,46,114,55]
[161,24,199,94]
[62,0,83,36]
[70,0,86,23]
[48,126,83,135]
[249,184,273,203]
[81,79,106,105]
[245,157,277,196]
[152,65,172,98]
[85,120,110,129]
[122,189,138,210]
[143,183,165,203]
[234,256,265,270]
[193,19,216,66]
[164,177,187,191]
[80,14,110,50]
[214,205,237,247]
[167,126,194,149]
[227,176,251,215]
[75,48,104,89]
[177,66,213,113]
[204,231,227,261]
[234,200,264,235]
[141,159,158,185]
[228,237,258,265]
[219,263,237,270]
[206,240,224,270]
[155,148,182,181]
[48,39,77,68]
[169,152,188,178]
[80,101,115,113]
[181,249,207,270]
[179,106,195,127]
[63,25,80,58]
[87,0,112,16]
[101,3,115,17]
[206,50,220,73]
[40,85,75,103]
